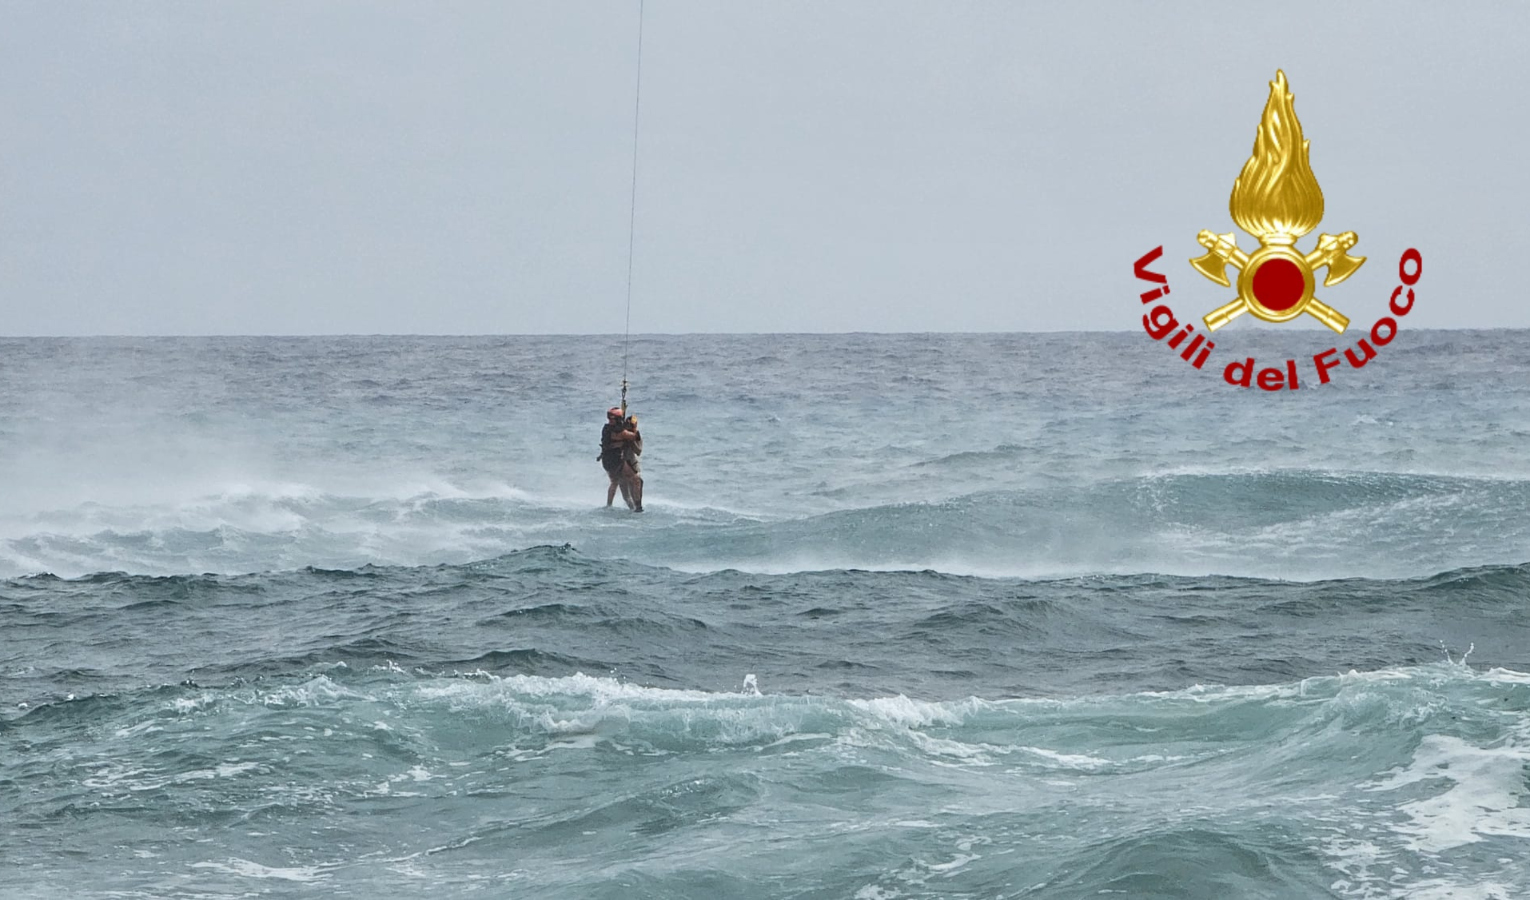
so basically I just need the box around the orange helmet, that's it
[607,407,623,418]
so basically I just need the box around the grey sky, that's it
[1,1,1524,335]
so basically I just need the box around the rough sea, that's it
[2,331,1528,899]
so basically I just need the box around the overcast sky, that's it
[2,1,1525,335]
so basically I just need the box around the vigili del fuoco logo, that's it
[1133,70,1421,390]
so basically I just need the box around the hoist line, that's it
[620,0,645,414]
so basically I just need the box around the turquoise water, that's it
[2,333,1528,898]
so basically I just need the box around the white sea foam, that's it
[846,694,981,728]
[1015,745,1113,770]
[252,675,371,708]
[188,859,329,882]
[6,462,1530,580]
[1483,666,1530,685]
[1398,881,1521,900]
[1372,734,1530,853]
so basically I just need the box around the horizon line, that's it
[3,326,1526,339]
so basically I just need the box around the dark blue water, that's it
[3,333,1528,898]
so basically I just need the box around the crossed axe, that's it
[1191,231,1365,333]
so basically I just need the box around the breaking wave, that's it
[5,469,1527,581]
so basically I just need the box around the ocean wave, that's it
[11,544,1530,604]
[14,661,1525,756]
[3,469,1529,581]
[5,661,1527,898]
[9,546,1527,730]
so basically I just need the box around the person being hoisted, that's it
[620,413,643,513]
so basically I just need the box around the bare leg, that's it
[619,476,634,509]
[606,473,620,507]
[629,473,644,512]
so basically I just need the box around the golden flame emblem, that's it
[1190,71,1365,332]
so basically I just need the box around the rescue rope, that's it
[620,0,645,415]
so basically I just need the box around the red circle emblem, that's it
[1251,258,1305,312]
